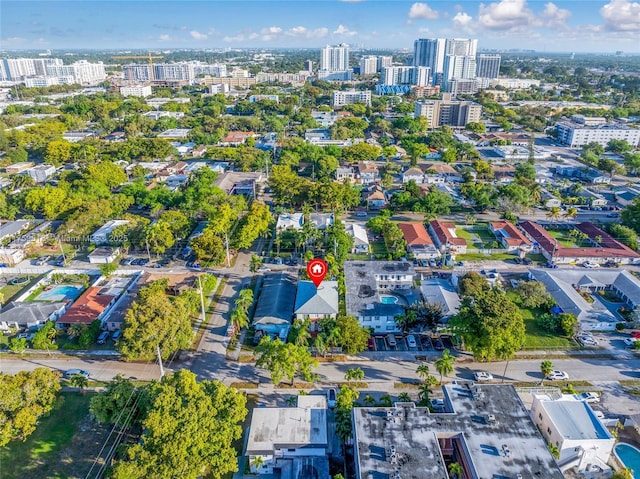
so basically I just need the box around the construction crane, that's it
[111,52,164,81]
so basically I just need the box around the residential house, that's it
[214,171,263,196]
[556,166,611,185]
[578,188,608,208]
[246,395,328,476]
[276,213,304,230]
[398,222,440,259]
[423,163,461,183]
[252,272,297,341]
[192,145,207,158]
[615,187,640,207]
[8,221,52,249]
[363,185,387,209]
[91,220,130,245]
[428,220,467,254]
[531,393,614,472]
[88,247,120,264]
[0,302,67,329]
[157,128,190,139]
[345,223,369,254]
[309,213,334,230]
[294,281,339,330]
[219,131,257,146]
[419,277,461,321]
[356,162,380,184]
[336,166,356,182]
[5,162,34,175]
[0,220,31,243]
[0,248,26,266]
[26,164,56,183]
[541,189,562,209]
[489,221,532,253]
[402,167,424,184]
[55,287,117,329]
[344,261,416,333]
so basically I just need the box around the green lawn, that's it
[370,240,388,258]
[455,252,517,262]
[547,230,578,248]
[0,392,94,479]
[454,228,473,241]
[473,227,495,242]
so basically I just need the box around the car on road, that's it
[512,257,522,264]
[406,335,417,349]
[474,371,494,382]
[577,392,600,403]
[257,266,271,273]
[624,337,639,347]
[327,388,336,408]
[583,261,600,268]
[63,369,89,379]
[606,212,620,218]
[546,370,569,381]
[355,211,368,217]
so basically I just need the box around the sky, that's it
[1,0,640,53]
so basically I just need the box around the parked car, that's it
[33,255,51,266]
[433,338,444,350]
[121,257,135,265]
[546,262,558,269]
[63,369,89,379]
[386,334,397,348]
[577,392,600,403]
[97,331,110,344]
[546,370,569,380]
[624,338,639,347]
[367,337,376,350]
[257,266,271,273]
[406,335,417,349]
[474,371,493,382]
[327,388,336,408]
[630,331,640,339]
[576,334,598,346]
[512,257,522,264]
[583,261,600,268]
[111,330,121,342]
[16,332,35,340]
[355,211,368,217]
[429,258,437,267]
[522,258,532,265]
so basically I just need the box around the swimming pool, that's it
[380,294,399,304]
[615,443,640,479]
[37,285,83,302]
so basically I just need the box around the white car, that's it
[257,266,271,273]
[577,335,598,346]
[578,392,600,403]
[624,338,639,347]
[583,261,600,269]
[406,335,417,349]
[546,370,569,381]
[474,371,494,382]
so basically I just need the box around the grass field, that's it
[370,240,388,258]
[454,228,473,241]
[0,392,100,479]
[455,252,516,262]
[547,230,578,248]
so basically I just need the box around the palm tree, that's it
[434,349,455,384]
[546,206,562,224]
[397,392,411,402]
[325,327,342,349]
[250,455,265,472]
[540,360,553,384]
[314,335,328,358]
[230,309,249,333]
[378,394,393,407]
[448,462,464,479]
[292,318,311,347]
[418,383,432,406]
[345,367,365,384]
[286,395,297,407]
[563,207,578,221]
[363,394,376,406]
[235,288,254,312]
[530,183,542,204]
[416,364,431,380]
[69,373,89,394]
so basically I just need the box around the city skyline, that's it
[1,0,640,54]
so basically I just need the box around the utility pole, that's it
[224,232,231,268]
[156,345,165,378]
[198,275,206,322]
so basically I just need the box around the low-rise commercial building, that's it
[119,85,152,97]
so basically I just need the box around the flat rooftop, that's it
[538,398,612,440]
[353,383,564,479]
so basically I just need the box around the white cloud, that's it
[408,2,439,20]
[285,26,329,39]
[452,11,474,28]
[477,0,538,31]
[223,34,245,43]
[190,30,208,40]
[333,24,357,36]
[159,34,171,41]
[600,0,640,31]
[540,2,571,29]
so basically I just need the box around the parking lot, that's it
[370,334,459,352]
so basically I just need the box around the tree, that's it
[540,361,554,383]
[547,443,560,460]
[546,206,562,223]
[434,349,455,384]
[416,189,454,218]
[397,392,411,402]
[250,456,265,473]
[418,382,433,407]
[557,313,578,337]
[118,281,193,360]
[458,272,490,297]
[0,368,61,446]
[607,139,632,155]
[345,367,365,384]
[255,337,317,385]
[110,370,247,479]
[448,462,464,479]
[450,288,525,361]
[516,281,552,308]
[31,321,58,351]
[335,315,370,354]
[611,468,633,479]
[90,375,137,425]
[608,224,638,250]
[416,364,431,380]
[69,373,89,393]
[99,262,118,277]
[363,394,376,406]
[622,198,640,234]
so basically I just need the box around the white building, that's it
[555,121,640,148]
[442,54,476,92]
[91,220,129,245]
[332,89,371,107]
[476,54,501,79]
[531,393,614,471]
[0,58,105,85]
[380,66,431,87]
[414,95,482,128]
[490,78,541,89]
[345,223,369,254]
[120,85,152,98]
[25,164,56,183]
[319,43,352,81]
[276,213,304,230]
[359,55,379,75]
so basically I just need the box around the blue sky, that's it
[1,0,639,53]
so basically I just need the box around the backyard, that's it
[0,392,110,479]
[547,229,581,248]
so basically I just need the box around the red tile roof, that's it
[490,221,531,247]
[429,220,467,246]
[222,131,255,143]
[57,287,115,324]
[399,223,433,246]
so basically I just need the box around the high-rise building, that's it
[445,38,478,56]
[442,55,476,92]
[377,56,393,71]
[321,44,349,72]
[476,54,501,79]
[414,95,482,128]
[413,38,446,75]
[332,89,371,107]
[359,56,379,75]
[380,66,430,87]
[304,60,313,74]
[1,58,105,85]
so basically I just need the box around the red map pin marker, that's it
[307,258,328,288]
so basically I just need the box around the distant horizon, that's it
[2,1,640,54]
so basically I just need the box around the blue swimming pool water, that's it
[38,285,82,301]
[615,443,640,479]
[380,295,399,305]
